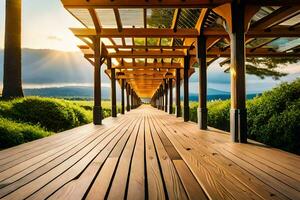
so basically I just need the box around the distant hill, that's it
[0,48,109,84]
[23,86,259,101]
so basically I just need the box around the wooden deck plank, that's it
[145,114,166,200]
[0,105,299,200]
[126,116,146,200]
[107,118,142,199]
[148,116,188,200]
[1,117,133,199]
[155,113,289,200]
[27,117,136,200]
[48,118,140,200]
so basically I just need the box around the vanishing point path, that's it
[0,106,299,200]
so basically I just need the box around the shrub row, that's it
[0,117,52,149]
[189,79,300,154]
[0,97,92,132]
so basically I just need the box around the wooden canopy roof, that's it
[61,0,300,98]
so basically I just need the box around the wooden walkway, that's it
[0,106,299,200]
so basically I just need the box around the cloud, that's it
[47,35,63,41]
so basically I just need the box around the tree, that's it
[2,0,24,98]
[220,57,299,80]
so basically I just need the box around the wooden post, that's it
[126,83,130,112]
[175,68,181,117]
[183,55,190,122]
[197,35,208,130]
[93,37,102,125]
[131,88,134,109]
[160,85,164,110]
[213,2,258,143]
[121,79,125,114]
[229,2,247,143]
[109,58,117,117]
[164,79,168,112]
[168,78,173,114]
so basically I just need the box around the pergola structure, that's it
[61,0,300,143]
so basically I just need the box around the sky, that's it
[0,0,84,51]
[0,1,299,94]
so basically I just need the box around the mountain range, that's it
[0,48,298,99]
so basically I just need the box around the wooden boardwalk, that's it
[0,105,299,200]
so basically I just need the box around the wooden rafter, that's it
[251,6,300,30]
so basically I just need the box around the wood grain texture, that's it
[0,105,299,200]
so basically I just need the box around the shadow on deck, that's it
[0,105,299,200]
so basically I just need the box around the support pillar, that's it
[131,88,134,109]
[197,35,208,130]
[175,68,181,117]
[229,2,247,143]
[93,37,102,125]
[183,55,190,122]
[109,58,117,118]
[212,1,258,143]
[168,78,173,114]
[160,86,163,110]
[126,83,130,112]
[121,79,125,114]
[164,79,168,112]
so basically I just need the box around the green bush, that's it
[0,97,92,132]
[247,80,300,154]
[0,117,52,149]
[188,79,300,154]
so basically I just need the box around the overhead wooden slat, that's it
[113,8,123,32]
[251,6,300,30]
[203,27,300,37]
[70,28,199,38]
[61,0,231,8]
[62,0,299,8]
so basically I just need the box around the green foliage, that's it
[221,57,299,80]
[189,79,300,154]
[0,97,92,132]
[247,79,300,153]
[0,117,52,149]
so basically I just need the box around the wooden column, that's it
[213,2,258,143]
[160,85,164,110]
[131,88,134,109]
[164,79,168,112]
[109,58,117,117]
[126,83,130,112]
[93,37,102,125]
[175,68,181,117]
[121,79,125,114]
[168,78,173,114]
[183,55,190,122]
[230,3,247,143]
[197,35,208,130]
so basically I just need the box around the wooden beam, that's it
[203,27,300,37]
[106,50,186,58]
[71,28,199,38]
[251,6,300,30]
[113,8,123,32]
[172,9,182,32]
[195,8,210,33]
[105,45,191,50]
[88,8,101,33]
[114,62,182,69]
[62,0,230,8]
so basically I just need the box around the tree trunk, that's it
[2,0,24,98]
